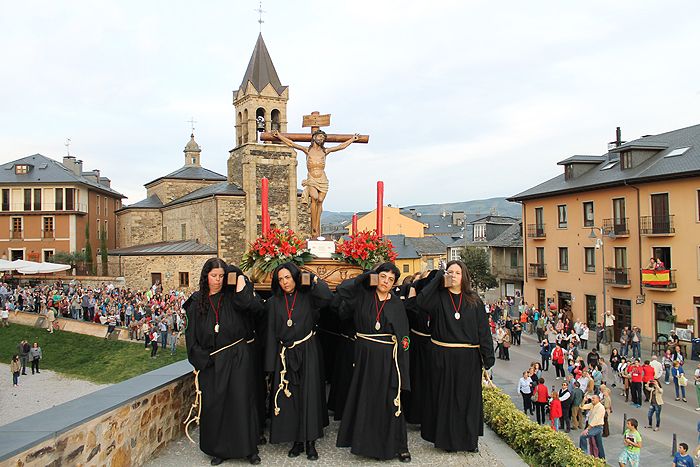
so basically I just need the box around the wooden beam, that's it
[260,132,369,143]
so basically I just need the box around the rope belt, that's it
[356,332,402,417]
[273,330,315,416]
[410,328,430,338]
[431,338,480,349]
[183,337,246,443]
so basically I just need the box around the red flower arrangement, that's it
[240,228,314,273]
[333,230,398,270]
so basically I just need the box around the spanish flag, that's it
[642,269,670,286]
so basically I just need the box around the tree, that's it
[99,227,108,276]
[52,251,87,269]
[84,223,94,275]
[460,246,497,293]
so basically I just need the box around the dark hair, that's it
[310,130,327,148]
[375,262,401,285]
[271,262,301,295]
[679,442,688,451]
[445,260,479,305]
[197,258,228,313]
[538,377,545,384]
[627,418,638,429]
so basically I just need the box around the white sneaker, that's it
[695,408,700,411]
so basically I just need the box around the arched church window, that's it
[243,109,249,143]
[256,107,266,132]
[271,109,280,131]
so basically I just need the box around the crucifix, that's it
[186,117,197,134]
[261,111,369,238]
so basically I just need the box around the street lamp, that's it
[588,227,616,333]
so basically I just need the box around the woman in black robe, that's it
[184,258,262,465]
[264,262,333,460]
[326,297,356,421]
[335,262,412,462]
[415,260,495,452]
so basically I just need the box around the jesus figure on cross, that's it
[272,129,359,238]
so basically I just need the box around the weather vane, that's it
[254,1,265,32]
[186,117,197,134]
[65,138,71,156]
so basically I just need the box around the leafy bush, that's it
[482,386,606,467]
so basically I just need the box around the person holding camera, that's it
[579,393,606,459]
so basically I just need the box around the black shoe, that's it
[398,452,411,462]
[247,454,261,465]
[288,442,304,458]
[306,441,318,461]
[257,435,267,445]
[210,457,224,466]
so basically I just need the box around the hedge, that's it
[483,386,606,467]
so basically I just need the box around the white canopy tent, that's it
[16,261,71,274]
[0,259,15,271]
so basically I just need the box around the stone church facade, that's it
[108,34,309,291]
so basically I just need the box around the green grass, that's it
[0,323,187,384]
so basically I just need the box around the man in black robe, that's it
[335,263,412,462]
[414,261,495,452]
[184,260,262,465]
[264,263,333,460]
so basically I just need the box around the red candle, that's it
[261,177,270,236]
[352,213,358,236]
[376,181,384,237]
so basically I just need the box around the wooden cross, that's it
[260,111,369,144]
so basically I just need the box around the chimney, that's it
[441,210,447,218]
[607,126,625,150]
[100,177,111,188]
[75,159,83,175]
[452,211,465,226]
[409,208,416,216]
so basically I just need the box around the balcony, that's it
[641,268,677,291]
[494,266,524,280]
[42,229,55,239]
[640,215,675,236]
[527,263,547,279]
[527,223,546,239]
[604,267,631,287]
[602,218,629,236]
[10,230,22,239]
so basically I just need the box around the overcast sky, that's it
[2,1,699,212]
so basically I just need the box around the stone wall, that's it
[116,208,162,248]
[146,179,219,205]
[107,254,213,292]
[0,362,194,467]
[216,196,248,264]
[162,198,219,247]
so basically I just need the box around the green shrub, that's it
[483,386,606,467]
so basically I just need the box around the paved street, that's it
[491,330,700,465]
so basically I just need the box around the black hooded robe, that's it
[335,272,411,460]
[264,279,333,444]
[184,281,262,460]
[416,270,495,451]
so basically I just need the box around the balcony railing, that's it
[640,215,675,235]
[10,230,22,239]
[527,263,547,279]
[602,217,629,236]
[42,229,55,239]
[2,202,88,213]
[641,268,677,290]
[526,223,546,239]
[604,267,631,286]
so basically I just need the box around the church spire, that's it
[184,133,201,167]
[238,33,287,96]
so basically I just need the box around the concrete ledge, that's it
[10,311,137,342]
[0,360,194,466]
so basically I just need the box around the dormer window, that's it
[15,164,29,174]
[620,151,633,169]
[564,164,574,180]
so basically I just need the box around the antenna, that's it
[186,117,197,134]
[254,1,265,32]
[65,138,71,156]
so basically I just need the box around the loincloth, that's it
[301,173,329,204]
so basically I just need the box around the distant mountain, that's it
[321,197,521,225]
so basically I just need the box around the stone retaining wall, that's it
[0,361,194,467]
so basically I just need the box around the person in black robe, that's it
[184,258,262,465]
[335,262,412,462]
[326,297,356,421]
[264,262,333,460]
[414,260,495,453]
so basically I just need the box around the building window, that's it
[510,250,518,268]
[558,247,569,271]
[1,189,9,211]
[473,224,486,241]
[104,198,107,216]
[65,188,75,211]
[583,201,594,227]
[620,151,632,169]
[43,249,54,262]
[181,223,187,240]
[23,189,31,211]
[697,190,700,222]
[655,303,674,337]
[585,295,597,326]
[564,164,574,180]
[15,165,29,174]
[43,217,54,238]
[403,264,410,273]
[557,205,567,228]
[97,219,101,239]
[11,217,22,238]
[55,188,63,210]
[179,272,189,288]
[450,248,461,261]
[96,195,100,213]
[584,247,596,272]
[104,220,108,240]
[33,189,42,211]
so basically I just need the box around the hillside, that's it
[321,197,521,225]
